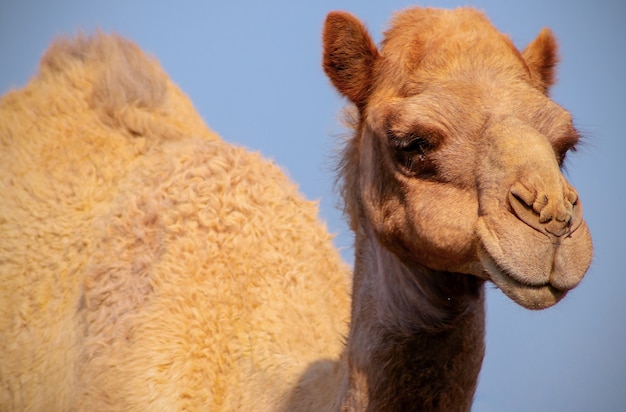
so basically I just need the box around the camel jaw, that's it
[478,247,565,309]
[474,210,593,310]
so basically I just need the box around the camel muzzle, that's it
[475,117,593,309]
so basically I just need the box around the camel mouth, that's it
[478,246,565,310]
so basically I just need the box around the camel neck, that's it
[340,229,486,411]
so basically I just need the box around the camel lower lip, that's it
[479,248,565,310]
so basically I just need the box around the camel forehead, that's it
[378,7,529,89]
[383,7,493,40]
[369,82,572,147]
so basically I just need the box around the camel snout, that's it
[508,177,584,240]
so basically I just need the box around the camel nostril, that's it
[509,182,535,208]
[509,183,578,238]
[567,191,578,206]
[533,194,549,215]
[543,201,576,237]
[555,210,572,224]
[564,180,579,205]
[539,207,553,224]
[508,189,546,234]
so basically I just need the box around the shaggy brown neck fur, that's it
[340,226,485,411]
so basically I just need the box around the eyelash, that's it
[393,134,429,158]
[557,145,577,166]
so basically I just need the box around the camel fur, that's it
[0,7,592,412]
[0,33,350,410]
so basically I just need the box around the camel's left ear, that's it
[522,28,559,94]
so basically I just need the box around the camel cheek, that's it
[403,183,480,271]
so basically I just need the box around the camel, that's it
[0,6,592,412]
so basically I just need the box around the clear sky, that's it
[1,1,624,410]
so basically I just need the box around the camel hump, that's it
[40,32,183,140]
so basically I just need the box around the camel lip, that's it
[478,246,566,310]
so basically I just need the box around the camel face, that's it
[324,7,593,310]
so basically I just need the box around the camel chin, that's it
[478,248,566,310]
[476,219,593,310]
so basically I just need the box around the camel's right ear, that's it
[323,11,379,109]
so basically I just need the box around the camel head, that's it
[323,7,593,310]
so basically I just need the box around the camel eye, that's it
[395,135,429,157]
[554,127,581,167]
[387,132,432,175]
[554,138,579,167]
[557,145,577,167]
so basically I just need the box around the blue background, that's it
[1,1,624,410]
